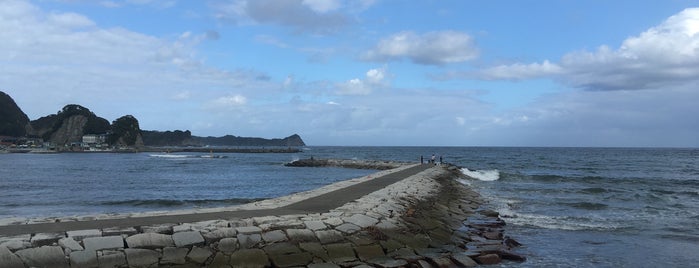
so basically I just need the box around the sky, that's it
[1,0,698,147]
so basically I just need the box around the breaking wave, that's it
[461,168,500,181]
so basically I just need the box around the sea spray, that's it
[461,168,500,181]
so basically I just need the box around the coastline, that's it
[0,160,523,267]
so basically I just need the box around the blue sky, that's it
[1,0,698,147]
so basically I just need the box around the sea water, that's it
[1,147,697,267]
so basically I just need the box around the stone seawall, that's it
[0,164,523,267]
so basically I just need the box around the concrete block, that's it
[124,248,160,267]
[217,237,238,253]
[369,256,409,268]
[97,250,127,268]
[299,242,330,262]
[261,230,287,243]
[67,229,102,241]
[304,220,327,231]
[187,246,212,264]
[335,223,361,234]
[229,249,270,268]
[203,227,237,243]
[15,246,68,268]
[344,214,379,228]
[210,252,230,267]
[237,233,262,249]
[101,227,138,237]
[323,217,344,227]
[451,252,478,267]
[286,229,317,242]
[263,242,301,256]
[125,233,174,249]
[58,237,83,251]
[70,249,98,268]
[269,252,312,267]
[235,226,262,234]
[324,243,356,263]
[83,236,124,251]
[315,230,345,244]
[161,247,188,265]
[355,244,385,261]
[30,232,63,247]
[0,246,25,268]
[172,231,205,247]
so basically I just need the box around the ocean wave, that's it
[100,198,265,207]
[461,168,500,181]
[504,213,629,231]
[562,201,609,210]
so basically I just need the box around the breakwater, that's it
[0,161,523,267]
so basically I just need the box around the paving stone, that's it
[261,230,288,243]
[15,246,68,268]
[269,252,312,267]
[0,245,25,268]
[186,246,212,264]
[236,226,262,234]
[58,237,83,251]
[286,228,317,242]
[335,223,361,234]
[173,231,205,247]
[67,229,102,241]
[101,227,138,237]
[324,243,357,263]
[124,248,160,267]
[369,257,409,268]
[83,236,124,251]
[70,249,98,268]
[125,233,174,249]
[98,250,127,268]
[299,242,330,262]
[344,214,379,228]
[161,247,189,265]
[30,232,63,246]
[210,252,230,268]
[354,244,385,261]
[229,249,270,268]
[451,252,478,267]
[218,237,238,252]
[237,233,262,249]
[315,230,345,244]
[304,220,328,231]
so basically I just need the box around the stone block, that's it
[1,239,31,251]
[269,252,312,267]
[369,257,409,268]
[299,242,330,262]
[124,248,160,267]
[15,246,68,268]
[475,253,501,265]
[140,224,174,234]
[67,229,102,241]
[335,223,361,234]
[187,246,212,264]
[323,217,344,227]
[0,245,24,268]
[97,251,127,268]
[379,240,402,253]
[70,250,98,268]
[261,230,287,243]
[210,252,230,267]
[83,236,124,251]
[30,233,63,247]
[304,220,327,231]
[308,263,341,268]
[451,253,478,267]
[235,226,262,234]
[354,244,385,261]
[229,249,270,268]
[417,259,434,268]
[324,243,356,263]
[237,233,262,249]
[218,237,238,253]
[173,231,205,247]
[125,233,174,249]
[315,230,344,244]
[263,242,301,256]
[101,227,138,237]
[203,228,237,243]
[286,229,317,242]
[161,247,188,265]
[58,237,84,251]
[344,214,379,228]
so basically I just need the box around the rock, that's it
[140,224,174,234]
[475,253,501,265]
[304,220,328,231]
[307,263,341,268]
[478,210,500,217]
[426,256,455,268]
[416,259,434,268]
[344,214,379,228]
[15,246,68,268]
[269,252,312,267]
[187,247,212,264]
[451,253,478,267]
[355,244,385,261]
[229,249,270,268]
[263,242,301,256]
[323,217,344,227]
[70,250,98,268]
[30,233,63,247]
[261,230,288,243]
[236,226,262,234]
[315,230,345,244]
[67,229,102,241]
[161,247,188,265]
[495,250,527,262]
[0,246,25,268]
[335,223,361,234]
[286,228,317,242]
[102,227,138,237]
[218,237,238,252]
[483,231,502,240]
[98,250,127,268]
[83,236,124,251]
[237,233,262,249]
[369,257,409,268]
[210,252,230,267]
[173,231,205,247]
[324,243,357,263]
[58,237,84,251]
[125,233,174,249]
[379,240,403,253]
[299,242,331,262]
[124,248,160,267]
[1,239,31,251]
[203,227,237,243]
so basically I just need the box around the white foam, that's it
[461,168,500,181]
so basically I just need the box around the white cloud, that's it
[211,94,247,107]
[302,0,341,13]
[363,30,478,65]
[336,67,388,95]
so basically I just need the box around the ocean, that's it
[1,147,697,267]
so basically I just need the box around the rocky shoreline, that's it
[284,158,409,170]
[0,161,524,267]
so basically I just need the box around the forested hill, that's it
[141,130,305,147]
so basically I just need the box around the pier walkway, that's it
[0,164,432,236]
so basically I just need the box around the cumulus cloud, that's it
[211,0,358,34]
[464,8,699,91]
[363,30,479,65]
[336,67,388,95]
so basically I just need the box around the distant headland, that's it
[0,91,305,153]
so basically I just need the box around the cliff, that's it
[29,104,112,146]
[0,91,31,137]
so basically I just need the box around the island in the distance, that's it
[0,91,305,152]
